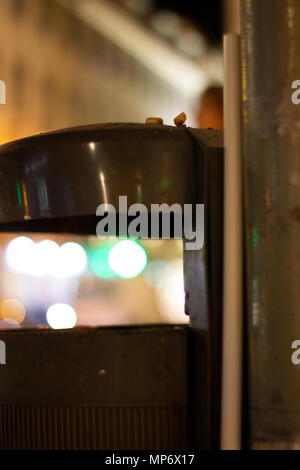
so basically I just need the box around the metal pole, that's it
[241,0,300,449]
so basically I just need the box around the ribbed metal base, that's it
[0,404,188,450]
[252,440,300,450]
[0,327,190,450]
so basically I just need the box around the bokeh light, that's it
[109,240,147,279]
[5,237,87,278]
[143,260,169,287]
[154,259,187,323]
[46,303,77,330]
[0,318,21,329]
[57,242,87,278]
[90,243,116,279]
[0,299,26,324]
[31,240,60,277]
[6,236,35,274]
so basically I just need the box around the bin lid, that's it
[0,123,221,233]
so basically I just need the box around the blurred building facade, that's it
[0,0,222,144]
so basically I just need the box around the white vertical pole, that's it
[223,0,241,35]
[221,33,243,450]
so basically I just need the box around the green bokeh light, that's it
[90,243,116,279]
[89,240,148,280]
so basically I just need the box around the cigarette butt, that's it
[145,117,164,125]
[174,112,187,127]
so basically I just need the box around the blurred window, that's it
[11,0,25,18]
[0,235,186,329]
[40,73,55,128]
[12,59,26,107]
[37,0,53,32]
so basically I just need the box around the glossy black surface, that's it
[0,123,197,227]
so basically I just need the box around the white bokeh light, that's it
[30,240,60,277]
[5,236,35,274]
[46,303,77,330]
[108,240,147,279]
[155,259,187,323]
[5,237,87,278]
[56,242,87,278]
